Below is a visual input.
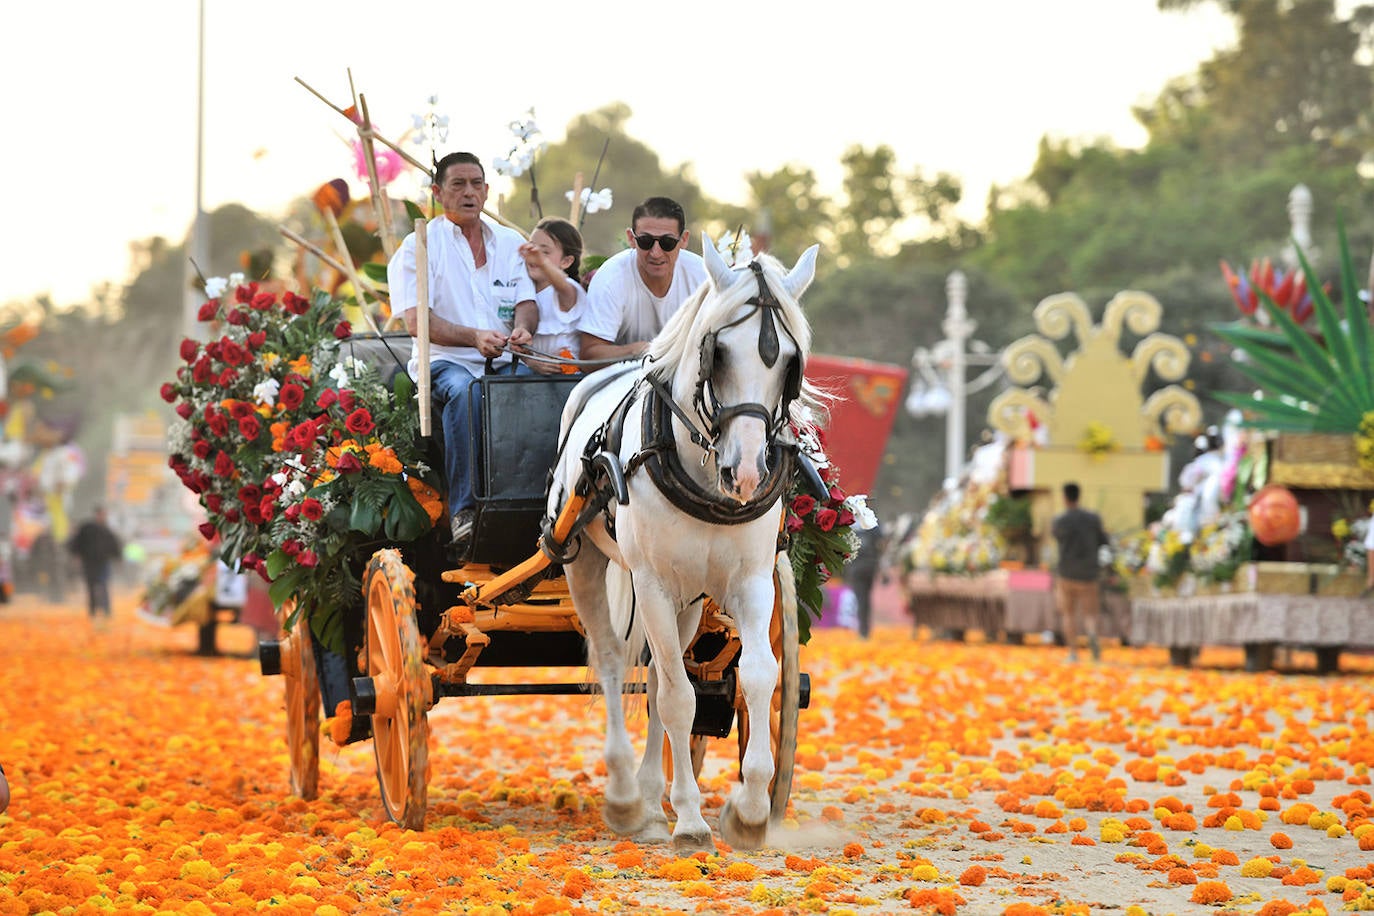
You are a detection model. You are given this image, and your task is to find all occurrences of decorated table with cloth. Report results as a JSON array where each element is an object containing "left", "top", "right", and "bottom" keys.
[
  {"left": 903, "top": 567, "right": 1131, "bottom": 642},
  {"left": 1128, "top": 563, "right": 1374, "bottom": 672}
]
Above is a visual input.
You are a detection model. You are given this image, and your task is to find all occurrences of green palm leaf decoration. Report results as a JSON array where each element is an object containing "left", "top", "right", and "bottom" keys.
[{"left": 1211, "top": 223, "right": 1373, "bottom": 433}]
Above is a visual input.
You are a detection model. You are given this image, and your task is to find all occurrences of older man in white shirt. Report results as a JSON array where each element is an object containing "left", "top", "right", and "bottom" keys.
[{"left": 387, "top": 152, "right": 537, "bottom": 553}]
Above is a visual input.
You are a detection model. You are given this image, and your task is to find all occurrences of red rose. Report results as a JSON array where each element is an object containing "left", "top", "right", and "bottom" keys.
[
  {"left": 337, "top": 390, "right": 356, "bottom": 413},
  {"left": 238, "top": 415, "right": 261, "bottom": 439},
  {"left": 179, "top": 338, "right": 199, "bottom": 362},
  {"left": 228, "top": 401, "right": 255, "bottom": 419},
  {"left": 785, "top": 513, "right": 804, "bottom": 533},
  {"left": 250, "top": 291, "right": 276, "bottom": 310},
  {"left": 837, "top": 508, "right": 855, "bottom": 527},
  {"left": 192, "top": 440, "right": 212, "bottom": 459},
  {"left": 206, "top": 411, "right": 229, "bottom": 437},
  {"left": 175, "top": 402, "right": 194, "bottom": 420},
  {"left": 336, "top": 451, "right": 364, "bottom": 474},
  {"left": 219, "top": 340, "right": 246, "bottom": 366},
  {"left": 283, "top": 504, "right": 301, "bottom": 522},
  {"left": 204, "top": 494, "right": 222, "bottom": 513},
  {"left": 282, "top": 291, "right": 310, "bottom": 315},
  {"left": 790, "top": 494, "right": 816, "bottom": 517},
  {"left": 279, "top": 382, "right": 305, "bottom": 410},
  {"left": 258, "top": 495, "right": 276, "bottom": 522},
  {"left": 247, "top": 330, "right": 267, "bottom": 350},
  {"left": 297, "top": 549, "right": 318, "bottom": 568},
  {"left": 316, "top": 388, "right": 339, "bottom": 410},
  {"left": 300, "top": 498, "right": 323, "bottom": 521},
  {"left": 828, "top": 486, "right": 845, "bottom": 504},
  {"left": 816, "top": 507, "right": 839, "bottom": 532},
  {"left": 282, "top": 539, "right": 302, "bottom": 557},
  {"left": 344, "top": 408, "right": 374, "bottom": 436},
  {"left": 160, "top": 383, "right": 177, "bottom": 403},
  {"left": 224, "top": 508, "right": 240, "bottom": 522},
  {"left": 198, "top": 522, "right": 218, "bottom": 541},
  {"left": 213, "top": 451, "right": 234, "bottom": 477},
  {"left": 234, "top": 284, "right": 255, "bottom": 303},
  {"left": 333, "top": 321, "right": 352, "bottom": 339},
  {"left": 237, "top": 484, "right": 262, "bottom": 507},
  {"left": 217, "top": 368, "right": 238, "bottom": 387},
  {"left": 225, "top": 309, "right": 249, "bottom": 326},
  {"left": 192, "top": 357, "right": 214, "bottom": 383},
  {"left": 197, "top": 300, "right": 219, "bottom": 322}
]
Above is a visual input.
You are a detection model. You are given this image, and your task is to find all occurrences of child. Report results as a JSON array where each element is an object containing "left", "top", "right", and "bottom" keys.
[{"left": 518, "top": 217, "right": 586, "bottom": 375}]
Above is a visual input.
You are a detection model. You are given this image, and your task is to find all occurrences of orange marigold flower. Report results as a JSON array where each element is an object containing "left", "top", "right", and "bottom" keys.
[
  {"left": 1210, "top": 849, "right": 1240, "bottom": 866},
  {"left": 1168, "top": 866, "right": 1198, "bottom": 885},
  {"left": 958, "top": 865, "right": 987, "bottom": 886},
  {"left": 327, "top": 701, "right": 353, "bottom": 747},
  {"left": 842, "top": 843, "right": 863, "bottom": 859},
  {"left": 1190, "top": 880, "right": 1234, "bottom": 904},
  {"left": 1270, "top": 832, "right": 1293, "bottom": 849},
  {"left": 904, "top": 888, "right": 967, "bottom": 915},
  {"left": 1281, "top": 866, "right": 1321, "bottom": 886}
]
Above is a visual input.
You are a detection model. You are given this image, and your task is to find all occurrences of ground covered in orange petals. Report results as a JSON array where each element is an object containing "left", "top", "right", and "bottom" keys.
[{"left": 2, "top": 592, "right": 1373, "bottom": 915}]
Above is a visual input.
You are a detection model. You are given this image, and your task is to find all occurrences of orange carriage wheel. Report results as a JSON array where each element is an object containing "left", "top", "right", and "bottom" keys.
[
  {"left": 735, "top": 553, "right": 800, "bottom": 823},
  {"left": 364, "top": 549, "right": 431, "bottom": 830},
  {"left": 274, "top": 599, "right": 320, "bottom": 800}
]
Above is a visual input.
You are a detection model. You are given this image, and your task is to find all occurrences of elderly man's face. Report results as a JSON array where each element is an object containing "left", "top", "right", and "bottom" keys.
[{"left": 434, "top": 163, "right": 488, "bottom": 227}]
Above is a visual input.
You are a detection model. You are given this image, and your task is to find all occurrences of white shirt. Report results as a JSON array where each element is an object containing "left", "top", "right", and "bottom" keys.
[
  {"left": 581, "top": 248, "right": 707, "bottom": 345},
  {"left": 387, "top": 215, "right": 536, "bottom": 377},
  {"left": 1364, "top": 519, "right": 1374, "bottom": 551},
  {"left": 531, "top": 280, "right": 587, "bottom": 359}
]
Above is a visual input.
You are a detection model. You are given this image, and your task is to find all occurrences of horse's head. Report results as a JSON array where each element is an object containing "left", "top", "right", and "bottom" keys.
[{"left": 689, "top": 237, "right": 819, "bottom": 504}]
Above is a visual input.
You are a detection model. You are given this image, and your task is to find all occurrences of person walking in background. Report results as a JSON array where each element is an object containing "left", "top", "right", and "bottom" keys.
[
  {"left": 68, "top": 505, "right": 122, "bottom": 624},
  {"left": 1051, "top": 482, "right": 1109, "bottom": 662},
  {"left": 846, "top": 522, "right": 886, "bottom": 638}
]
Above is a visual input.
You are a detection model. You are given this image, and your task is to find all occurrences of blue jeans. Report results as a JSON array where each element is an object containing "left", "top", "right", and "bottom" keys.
[{"left": 429, "top": 359, "right": 532, "bottom": 516}]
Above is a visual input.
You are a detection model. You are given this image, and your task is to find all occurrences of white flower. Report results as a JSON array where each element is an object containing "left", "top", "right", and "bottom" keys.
[
  {"left": 228, "top": 272, "right": 245, "bottom": 288},
  {"left": 844, "top": 494, "right": 878, "bottom": 530},
  {"left": 566, "top": 187, "right": 613, "bottom": 214},
  {"left": 509, "top": 110, "right": 540, "bottom": 142},
  {"left": 329, "top": 361, "right": 352, "bottom": 388},
  {"left": 716, "top": 230, "right": 754, "bottom": 269},
  {"left": 205, "top": 276, "right": 228, "bottom": 299},
  {"left": 492, "top": 154, "right": 523, "bottom": 178},
  {"left": 283, "top": 478, "right": 306, "bottom": 500},
  {"left": 252, "top": 378, "right": 281, "bottom": 407}
]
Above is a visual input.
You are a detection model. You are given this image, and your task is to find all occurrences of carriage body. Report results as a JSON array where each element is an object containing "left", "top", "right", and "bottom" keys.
[{"left": 259, "top": 351, "right": 808, "bottom": 832}]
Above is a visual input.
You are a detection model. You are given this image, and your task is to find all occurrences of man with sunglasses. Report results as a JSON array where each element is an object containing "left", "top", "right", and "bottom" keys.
[
  {"left": 580, "top": 196, "right": 707, "bottom": 362},
  {"left": 387, "top": 151, "right": 538, "bottom": 555}
]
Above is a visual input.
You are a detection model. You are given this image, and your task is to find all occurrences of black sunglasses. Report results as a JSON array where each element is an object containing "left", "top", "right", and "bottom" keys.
[{"left": 632, "top": 232, "right": 681, "bottom": 252}]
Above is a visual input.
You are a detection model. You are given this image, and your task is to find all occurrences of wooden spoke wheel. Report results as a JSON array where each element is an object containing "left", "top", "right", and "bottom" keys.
[
  {"left": 364, "top": 549, "right": 431, "bottom": 830},
  {"left": 735, "top": 554, "right": 801, "bottom": 823},
  {"left": 276, "top": 599, "right": 320, "bottom": 800}
]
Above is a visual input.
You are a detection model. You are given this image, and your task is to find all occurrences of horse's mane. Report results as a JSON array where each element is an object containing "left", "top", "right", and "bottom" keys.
[{"left": 645, "top": 254, "right": 827, "bottom": 429}]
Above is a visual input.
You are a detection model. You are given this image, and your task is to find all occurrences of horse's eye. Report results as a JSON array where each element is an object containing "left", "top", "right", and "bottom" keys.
[{"left": 712, "top": 346, "right": 726, "bottom": 371}]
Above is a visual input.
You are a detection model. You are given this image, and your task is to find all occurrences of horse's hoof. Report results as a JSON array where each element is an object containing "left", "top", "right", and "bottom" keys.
[
  {"left": 717, "top": 798, "right": 768, "bottom": 851},
  {"left": 671, "top": 828, "right": 715, "bottom": 855},
  {"left": 636, "top": 816, "right": 671, "bottom": 844},
  {"left": 602, "top": 799, "right": 646, "bottom": 836}
]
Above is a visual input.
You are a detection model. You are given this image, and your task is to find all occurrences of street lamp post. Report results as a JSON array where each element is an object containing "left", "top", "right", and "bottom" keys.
[{"left": 905, "top": 270, "right": 1003, "bottom": 483}]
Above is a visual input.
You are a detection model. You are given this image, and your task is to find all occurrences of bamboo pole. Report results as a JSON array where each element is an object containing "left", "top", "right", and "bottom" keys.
[
  {"left": 294, "top": 75, "right": 528, "bottom": 238},
  {"left": 358, "top": 93, "right": 398, "bottom": 258},
  {"left": 277, "top": 225, "right": 387, "bottom": 314},
  {"left": 320, "top": 208, "right": 382, "bottom": 334},
  {"left": 568, "top": 171, "right": 584, "bottom": 225},
  {"left": 415, "top": 218, "right": 432, "bottom": 438}
]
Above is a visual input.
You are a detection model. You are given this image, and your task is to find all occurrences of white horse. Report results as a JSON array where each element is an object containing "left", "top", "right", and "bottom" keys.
[{"left": 546, "top": 238, "right": 820, "bottom": 852}]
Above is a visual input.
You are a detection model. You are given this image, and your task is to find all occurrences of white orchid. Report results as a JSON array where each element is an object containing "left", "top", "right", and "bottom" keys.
[
  {"left": 328, "top": 361, "right": 352, "bottom": 388},
  {"left": 509, "top": 110, "right": 541, "bottom": 143},
  {"left": 844, "top": 494, "right": 879, "bottom": 530},
  {"left": 204, "top": 271, "right": 244, "bottom": 300},
  {"left": 716, "top": 229, "right": 754, "bottom": 269},
  {"left": 252, "top": 378, "right": 281, "bottom": 407},
  {"left": 566, "top": 187, "right": 614, "bottom": 214}
]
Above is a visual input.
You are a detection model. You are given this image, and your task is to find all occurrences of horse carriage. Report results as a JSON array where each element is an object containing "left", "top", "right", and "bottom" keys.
[{"left": 256, "top": 241, "right": 824, "bottom": 851}]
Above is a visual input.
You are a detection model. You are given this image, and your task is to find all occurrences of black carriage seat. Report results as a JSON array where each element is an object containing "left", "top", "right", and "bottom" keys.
[
  {"left": 471, "top": 374, "right": 579, "bottom": 566},
  {"left": 341, "top": 331, "right": 413, "bottom": 387}
]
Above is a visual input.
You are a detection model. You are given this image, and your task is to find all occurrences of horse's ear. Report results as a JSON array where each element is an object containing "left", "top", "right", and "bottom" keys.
[
  {"left": 781, "top": 244, "right": 820, "bottom": 300},
  {"left": 701, "top": 233, "right": 735, "bottom": 291}
]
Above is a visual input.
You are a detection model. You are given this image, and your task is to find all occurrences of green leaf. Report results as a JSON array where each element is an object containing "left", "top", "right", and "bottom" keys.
[
  {"left": 349, "top": 497, "right": 382, "bottom": 534},
  {"left": 361, "top": 262, "right": 389, "bottom": 284},
  {"left": 268, "top": 567, "right": 307, "bottom": 609},
  {"left": 1336, "top": 219, "right": 1372, "bottom": 392},
  {"left": 383, "top": 481, "right": 431, "bottom": 541},
  {"left": 404, "top": 199, "right": 427, "bottom": 223},
  {"left": 265, "top": 548, "right": 292, "bottom": 579},
  {"left": 1212, "top": 324, "right": 1340, "bottom": 408}
]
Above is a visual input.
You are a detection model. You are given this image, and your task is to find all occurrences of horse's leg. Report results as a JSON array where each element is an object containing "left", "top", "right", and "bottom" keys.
[
  {"left": 638, "top": 583, "right": 712, "bottom": 853},
  {"left": 567, "top": 553, "right": 645, "bottom": 837},
  {"left": 718, "top": 573, "right": 778, "bottom": 850},
  {"left": 632, "top": 660, "right": 671, "bottom": 843}
]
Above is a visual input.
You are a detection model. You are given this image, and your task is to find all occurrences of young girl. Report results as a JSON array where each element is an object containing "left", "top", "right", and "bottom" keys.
[{"left": 518, "top": 217, "right": 586, "bottom": 375}]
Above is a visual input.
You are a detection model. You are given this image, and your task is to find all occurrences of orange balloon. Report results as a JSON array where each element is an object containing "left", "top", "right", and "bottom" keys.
[{"left": 1248, "top": 485, "right": 1301, "bottom": 546}]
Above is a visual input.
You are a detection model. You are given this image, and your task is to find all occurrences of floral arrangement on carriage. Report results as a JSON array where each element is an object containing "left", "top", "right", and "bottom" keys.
[
  {"left": 784, "top": 421, "right": 876, "bottom": 643},
  {"left": 161, "top": 275, "right": 445, "bottom": 654},
  {"left": 900, "top": 480, "right": 1006, "bottom": 577}
]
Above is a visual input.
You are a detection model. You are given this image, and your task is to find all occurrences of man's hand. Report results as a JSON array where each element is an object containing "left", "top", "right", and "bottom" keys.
[
  {"left": 473, "top": 329, "right": 508, "bottom": 358},
  {"left": 508, "top": 326, "right": 533, "bottom": 348}
]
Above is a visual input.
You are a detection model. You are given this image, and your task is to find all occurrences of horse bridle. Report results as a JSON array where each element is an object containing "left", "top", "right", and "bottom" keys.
[{"left": 692, "top": 261, "right": 803, "bottom": 442}]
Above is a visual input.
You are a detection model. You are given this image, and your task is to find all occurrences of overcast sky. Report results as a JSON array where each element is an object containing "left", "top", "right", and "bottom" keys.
[{"left": 6, "top": 0, "right": 1237, "bottom": 306}]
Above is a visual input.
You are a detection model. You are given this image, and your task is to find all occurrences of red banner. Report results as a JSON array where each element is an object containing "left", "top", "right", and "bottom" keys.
[{"left": 804, "top": 354, "right": 908, "bottom": 495}]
